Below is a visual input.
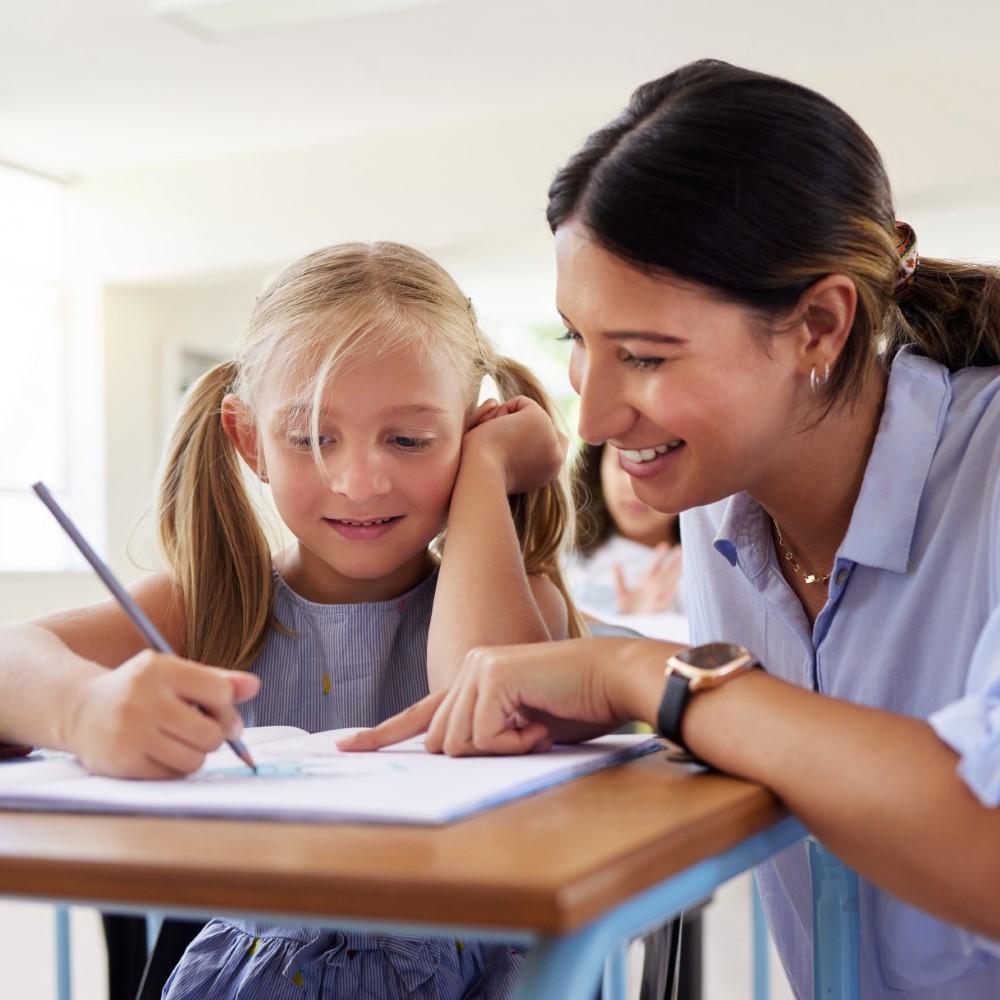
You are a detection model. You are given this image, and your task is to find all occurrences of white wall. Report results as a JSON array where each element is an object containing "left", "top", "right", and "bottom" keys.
[
  {"left": 63, "top": 104, "right": 610, "bottom": 286},
  {"left": 0, "top": 278, "right": 264, "bottom": 621},
  {"left": 2, "top": 99, "right": 1000, "bottom": 622},
  {"left": 0, "top": 105, "right": 600, "bottom": 618}
]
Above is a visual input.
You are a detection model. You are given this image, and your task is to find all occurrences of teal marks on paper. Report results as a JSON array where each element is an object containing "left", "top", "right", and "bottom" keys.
[{"left": 194, "top": 754, "right": 411, "bottom": 782}]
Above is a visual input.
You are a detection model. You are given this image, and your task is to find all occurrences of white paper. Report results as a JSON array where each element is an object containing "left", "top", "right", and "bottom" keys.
[
  {"left": 0, "top": 729, "right": 660, "bottom": 826},
  {"left": 581, "top": 605, "right": 690, "bottom": 643}
]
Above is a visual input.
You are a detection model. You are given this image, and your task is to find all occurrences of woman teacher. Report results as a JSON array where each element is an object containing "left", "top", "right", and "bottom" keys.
[{"left": 341, "top": 59, "right": 1000, "bottom": 998}]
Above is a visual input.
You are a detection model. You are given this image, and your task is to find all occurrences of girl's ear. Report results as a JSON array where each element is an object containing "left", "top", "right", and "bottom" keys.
[
  {"left": 220, "top": 393, "right": 261, "bottom": 472},
  {"left": 795, "top": 274, "right": 857, "bottom": 374}
]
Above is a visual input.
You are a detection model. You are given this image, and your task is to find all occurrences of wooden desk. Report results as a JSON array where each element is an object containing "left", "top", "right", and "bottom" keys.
[{"left": 0, "top": 751, "right": 807, "bottom": 999}]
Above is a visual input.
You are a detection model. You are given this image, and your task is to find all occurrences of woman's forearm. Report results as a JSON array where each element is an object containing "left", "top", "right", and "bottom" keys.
[{"left": 682, "top": 670, "right": 1000, "bottom": 938}]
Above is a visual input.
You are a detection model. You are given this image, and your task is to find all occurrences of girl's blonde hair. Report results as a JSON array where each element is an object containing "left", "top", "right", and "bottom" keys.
[{"left": 156, "top": 241, "right": 584, "bottom": 669}]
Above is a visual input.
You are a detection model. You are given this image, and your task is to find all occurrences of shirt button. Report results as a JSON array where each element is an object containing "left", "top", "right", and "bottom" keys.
[{"left": 835, "top": 568, "right": 848, "bottom": 587}]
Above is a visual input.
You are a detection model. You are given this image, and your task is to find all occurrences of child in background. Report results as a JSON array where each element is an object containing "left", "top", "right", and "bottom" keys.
[
  {"left": 568, "top": 442, "right": 684, "bottom": 637},
  {"left": 0, "top": 241, "right": 583, "bottom": 999}
]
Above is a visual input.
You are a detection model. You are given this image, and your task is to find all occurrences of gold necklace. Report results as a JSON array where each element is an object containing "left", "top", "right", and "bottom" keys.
[{"left": 773, "top": 520, "right": 831, "bottom": 586}]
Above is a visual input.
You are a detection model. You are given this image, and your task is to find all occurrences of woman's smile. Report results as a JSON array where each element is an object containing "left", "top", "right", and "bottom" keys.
[
  {"left": 615, "top": 441, "right": 685, "bottom": 481},
  {"left": 617, "top": 441, "right": 683, "bottom": 463}
]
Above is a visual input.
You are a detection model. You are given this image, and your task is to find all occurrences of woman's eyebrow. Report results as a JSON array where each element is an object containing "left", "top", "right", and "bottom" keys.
[
  {"left": 558, "top": 310, "right": 688, "bottom": 346},
  {"left": 603, "top": 331, "right": 688, "bottom": 346}
]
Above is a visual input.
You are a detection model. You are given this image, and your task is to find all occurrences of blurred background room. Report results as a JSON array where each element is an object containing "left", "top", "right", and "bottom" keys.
[{"left": 1, "top": 0, "right": 999, "bottom": 996}]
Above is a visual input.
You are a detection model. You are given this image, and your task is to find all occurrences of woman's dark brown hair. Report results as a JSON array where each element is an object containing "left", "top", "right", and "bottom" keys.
[{"left": 548, "top": 59, "right": 1000, "bottom": 404}]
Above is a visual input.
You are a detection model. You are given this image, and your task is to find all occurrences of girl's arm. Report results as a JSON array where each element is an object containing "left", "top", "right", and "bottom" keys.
[
  {"left": 0, "top": 571, "right": 258, "bottom": 778},
  {"left": 426, "top": 397, "right": 569, "bottom": 691}
]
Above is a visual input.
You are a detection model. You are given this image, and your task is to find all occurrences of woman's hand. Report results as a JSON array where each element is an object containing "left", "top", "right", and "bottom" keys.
[
  {"left": 339, "top": 636, "right": 673, "bottom": 756},
  {"left": 65, "top": 651, "right": 260, "bottom": 779},
  {"left": 463, "top": 396, "right": 567, "bottom": 495},
  {"left": 614, "top": 544, "right": 683, "bottom": 614}
]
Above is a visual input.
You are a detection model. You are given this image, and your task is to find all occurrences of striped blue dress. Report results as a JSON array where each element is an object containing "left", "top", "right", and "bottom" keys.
[{"left": 162, "top": 569, "right": 525, "bottom": 1000}]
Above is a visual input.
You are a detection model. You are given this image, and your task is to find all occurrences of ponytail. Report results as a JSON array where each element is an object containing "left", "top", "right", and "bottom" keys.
[
  {"left": 885, "top": 257, "right": 1000, "bottom": 370},
  {"left": 156, "top": 360, "right": 275, "bottom": 669},
  {"left": 490, "top": 355, "right": 587, "bottom": 639}
]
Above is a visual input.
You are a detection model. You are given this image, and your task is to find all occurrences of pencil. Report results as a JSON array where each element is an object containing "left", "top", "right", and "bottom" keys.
[{"left": 32, "top": 481, "right": 257, "bottom": 774}]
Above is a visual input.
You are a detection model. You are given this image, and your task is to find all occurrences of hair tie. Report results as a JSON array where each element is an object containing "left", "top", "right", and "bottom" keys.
[{"left": 894, "top": 221, "right": 919, "bottom": 294}]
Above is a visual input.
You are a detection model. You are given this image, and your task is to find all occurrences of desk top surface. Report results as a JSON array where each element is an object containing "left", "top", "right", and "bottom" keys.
[{"left": 0, "top": 751, "right": 784, "bottom": 933}]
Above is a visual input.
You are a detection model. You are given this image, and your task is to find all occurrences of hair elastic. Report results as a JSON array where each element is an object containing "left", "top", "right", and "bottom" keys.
[{"left": 894, "top": 221, "right": 919, "bottom": 293}]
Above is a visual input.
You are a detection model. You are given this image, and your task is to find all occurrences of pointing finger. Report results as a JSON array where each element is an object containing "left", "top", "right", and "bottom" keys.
[{"left": 336, "top": 690, "right": 446, "bottom": 751}]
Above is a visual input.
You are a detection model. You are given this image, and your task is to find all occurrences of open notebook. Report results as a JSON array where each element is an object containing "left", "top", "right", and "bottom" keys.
[{"left": 0, "top": 727, "right": 660, "bottom": 826}]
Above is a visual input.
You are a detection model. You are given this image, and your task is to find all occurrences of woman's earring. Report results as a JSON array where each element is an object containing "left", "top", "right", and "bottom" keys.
[
  {"left": 809, "top": 362, "right": 831, "bottom": 394},
  {"left": 259, "top": 467, "right": 268, "bottom": 483}
]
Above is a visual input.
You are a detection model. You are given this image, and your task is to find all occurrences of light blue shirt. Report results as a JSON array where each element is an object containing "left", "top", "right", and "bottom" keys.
[{"left": 682, "top": 348, "right": 1000, "bottom": 999}]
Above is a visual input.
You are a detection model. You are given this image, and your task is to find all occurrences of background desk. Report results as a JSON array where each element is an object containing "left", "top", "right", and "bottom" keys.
[{"left": 0, "top": 751, "right": 805, "bottom": 1000}]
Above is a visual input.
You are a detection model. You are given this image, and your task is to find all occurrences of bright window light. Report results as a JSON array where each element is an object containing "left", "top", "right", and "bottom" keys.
[{"left": 0, "top": 163, "right": 84, "bottom": 571}]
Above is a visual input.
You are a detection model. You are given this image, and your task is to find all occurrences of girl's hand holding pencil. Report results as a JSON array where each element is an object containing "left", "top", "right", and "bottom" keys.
[
  {"left": 66, "top": 650, "right": 259, "bottom": 779},
  {"left": 31, "top": 481, "right": 260, "bottom": 779}
]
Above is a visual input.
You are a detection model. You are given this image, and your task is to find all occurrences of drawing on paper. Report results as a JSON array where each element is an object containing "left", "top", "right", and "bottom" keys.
[{"left": 193, "top": 748, "right": 411, "bottom": 782}]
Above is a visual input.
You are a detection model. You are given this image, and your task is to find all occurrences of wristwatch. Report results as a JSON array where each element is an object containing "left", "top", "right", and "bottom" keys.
[{"left": 657, "top": 642, "right": 760, "bottom": 763}]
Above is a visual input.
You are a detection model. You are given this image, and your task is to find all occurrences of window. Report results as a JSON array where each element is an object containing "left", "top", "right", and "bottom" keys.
[{"left": 0, "top": 162, "right": 92, "bottom": 570}]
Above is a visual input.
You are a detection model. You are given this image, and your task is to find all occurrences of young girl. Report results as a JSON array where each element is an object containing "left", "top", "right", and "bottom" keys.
[
  {"left": 569, "top": 441, "right": 683, "bottom": 619},
  {"left": 0, "top": 241, "right": 584, "bottom": 998}
]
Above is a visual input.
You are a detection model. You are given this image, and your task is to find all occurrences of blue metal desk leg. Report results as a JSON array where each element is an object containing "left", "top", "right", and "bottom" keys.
[
  {"left": 602, "top": 939, "right": 630, "bottom": 1000},
  {"left": 55, "top": 905, "right": 72, "bottom": 1000},
  {"left": 146, "top": 912, "right": 163, "bottom": 953},
  {"left": 807, "top": 839, "right": 859, "bottom": 1000},
  {"left": 515, "top": 816, "right": 807, "bottom": 1000},
  {"left": 752, "top": 877, "right": 770, "bottom": 1000}
]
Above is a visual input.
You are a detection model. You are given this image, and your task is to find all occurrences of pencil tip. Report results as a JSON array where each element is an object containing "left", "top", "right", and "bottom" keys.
[{"left": 230, "top": 739, "right": 257, "bottom": 773}]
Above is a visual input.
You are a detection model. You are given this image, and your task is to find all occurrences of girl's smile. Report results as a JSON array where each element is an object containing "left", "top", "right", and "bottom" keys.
[{"left": 324, "top": 515, "right": 403, "bottom": 541}]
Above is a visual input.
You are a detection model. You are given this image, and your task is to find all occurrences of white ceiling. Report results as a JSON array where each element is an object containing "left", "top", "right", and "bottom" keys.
[{"left": 3, "top": 0, "right": 1000, "bottom": 206}]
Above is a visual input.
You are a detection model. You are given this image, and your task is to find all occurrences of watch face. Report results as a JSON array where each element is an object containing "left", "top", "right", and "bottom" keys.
[{"left": 677, "top": 642, "right": 749, "bottom": 670}]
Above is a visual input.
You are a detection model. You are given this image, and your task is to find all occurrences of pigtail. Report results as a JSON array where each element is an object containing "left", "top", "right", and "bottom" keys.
[
  {"left": 490, "top": 355, "right": 587, "bottom": 639},
  {"left": 156, "top": 360, "right": 275, "bottom": 669}
]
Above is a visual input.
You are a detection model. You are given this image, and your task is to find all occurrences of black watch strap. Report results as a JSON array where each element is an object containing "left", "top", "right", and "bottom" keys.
[
  {"left": 656, "top": 672, "right": 709, "bottom": 765},
  {"left": 656, "top": 671, "right": 692, "bottom": 749}
]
